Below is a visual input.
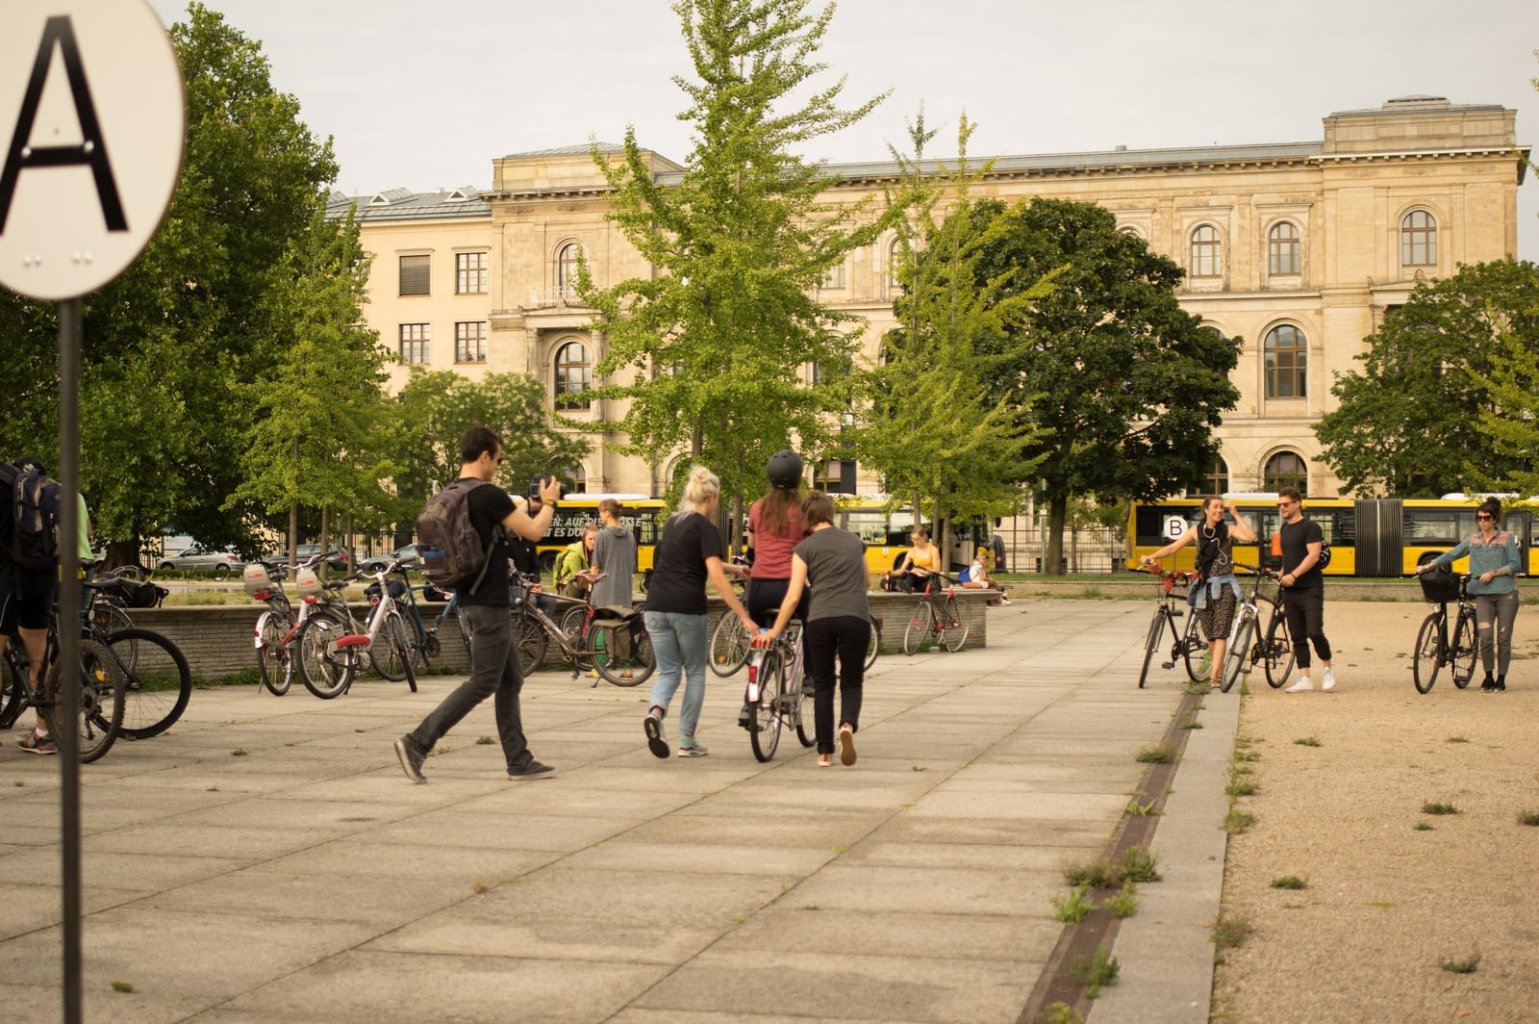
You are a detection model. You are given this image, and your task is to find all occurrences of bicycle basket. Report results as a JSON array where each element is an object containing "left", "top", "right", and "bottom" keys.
[
  {"left": 295, "top": 566, "right": 323, "bottom": 598},
  {"left": 243, "top": 563, "right": 275, "bottom": 597},
  {"left": 1418, "top": 569, "right": 1460, "bottom": 604}
]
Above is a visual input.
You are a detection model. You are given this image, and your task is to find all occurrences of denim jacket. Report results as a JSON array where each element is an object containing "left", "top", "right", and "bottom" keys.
[
  {"left": 1193, "top": 573, "right": 1243, "bottom": 610},
  {"left": 1433, "top": 530, "right": 1520, "bottom": 596}
]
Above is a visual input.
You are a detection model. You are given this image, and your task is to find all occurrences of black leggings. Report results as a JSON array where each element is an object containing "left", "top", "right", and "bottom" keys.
[
  {"left": 1282, "top": 587, "right": 1332, "bottom": 670},
  {"left": 748, "top": 578, "right": 807, "bottom": 627},
  {"left": 805, "top": 615, "right": 867, "bottom": 755}
]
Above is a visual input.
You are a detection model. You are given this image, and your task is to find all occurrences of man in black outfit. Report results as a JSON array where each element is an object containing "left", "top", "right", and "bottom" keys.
[
  {"left": 1276, "top": 486, "right": 1337, "bottom": 693},
  {"left": 0, "top": 457, "right": 61, "bottom": 754},
  {"left": 395, "top": 426, "right": 562, "bottom": 781}
]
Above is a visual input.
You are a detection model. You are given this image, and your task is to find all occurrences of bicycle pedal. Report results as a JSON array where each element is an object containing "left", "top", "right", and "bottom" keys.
[{"left": 1160, "top": 661, "right": 1175, "bottom": 670}]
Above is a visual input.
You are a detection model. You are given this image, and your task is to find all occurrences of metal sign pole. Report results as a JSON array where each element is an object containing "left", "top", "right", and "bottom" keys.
[{"left": 57, "top": 296, "right": 83, "bottom": 1024}]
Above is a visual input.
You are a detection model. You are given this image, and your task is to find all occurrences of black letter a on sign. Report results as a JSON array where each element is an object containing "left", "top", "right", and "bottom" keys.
[{"left": 0, "top": 16, "right": 127, "bottom": 235}]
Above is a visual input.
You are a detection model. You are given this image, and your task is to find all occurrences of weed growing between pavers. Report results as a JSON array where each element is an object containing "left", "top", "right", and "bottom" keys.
[
  {"left": 1447, "top": 735, "right": 1470, "bottom": 744},
  {"left": 230, "top": 749, "right": 248, "bottom": 757},
  {"left": 1121, "top": 845, "right": 1161, "bottom": 882},
  {"left": 476, "top": 736, "right": 494, "bottom": 745},
  {"left": 1212, "top": 914, "right": 1252, "bottom": 954},
  {"left": 1104, "top": 880, "right": 1139, "bottom": 918},
  {"left": 111, "top": 981, "right": 134, "bottom": 994},
  {"left": 1136, "top": 743, "right": 1175, "bottom": 764},
  {"left": 1126, "top": 799, "right": 1159, "bottom": 816},
  {"left": 1422, "top": 801, "right": 1459, "bottom": 816},
  {"left": 1517, "top": 810, "right": 1539, "bottom": 826},
  {"left": 1044, "top": 1002, "right": 1084, "bottom": 1024},
  {"left": 1226, "top": 779, "right": 1257, "bottom": 797},
  {"left": 1052, "top": 885, "right": 1094, "bottom": 923},
  {"left": 1414, "top": 821, "right": 1435, "bottom": 831},
  {"left": 1070, "top": 943, "right": 1120, "bottom": 998},
  {"left": 1294, "top": 736, "right": 1322, "bottom": 747},
  {"left": 1224, "top": 810, "right": 1257, "bottom": 834},
  {"left": 1441, "top": 954, "right": 1481, "bottom": 974},
  {"left": 1270, "top": 875, "right": 1307, "bottom": 890},
  {"left": 1063, "top": 858, "right": 1115, "bottom": 889}
]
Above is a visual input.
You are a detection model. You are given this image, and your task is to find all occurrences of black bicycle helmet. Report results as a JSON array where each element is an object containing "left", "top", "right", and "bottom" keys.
[{"left": 765, "top": 450, "right": 803, "bottom": 490}]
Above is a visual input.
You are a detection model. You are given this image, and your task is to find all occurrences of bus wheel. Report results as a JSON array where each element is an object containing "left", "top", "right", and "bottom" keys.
[{"left": 639, "top": 569, "right": 652, "bottom": 594}]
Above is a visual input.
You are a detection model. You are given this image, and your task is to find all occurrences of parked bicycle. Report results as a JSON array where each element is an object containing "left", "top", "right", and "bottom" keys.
[
  {"left": 902, "top": 573, "right": 969, "bottom": 655},
  {"left": 511, "top": 581, "right": 655, "bottom": 686},
  {"left": 1218, "top": 564, "right": 1294, "bottom": 692},
  {"left": 1412, "top": 570, "right": 1477, "bottom": 693},
  {"left": 1129, "top": 562, "right": 1208, "bottom": 688},
  {"left": 294, "top": 560, "right": 422, "bottom": 699},
  {"left": 244, "top": 550, "right": 337, "bottom": 697}
]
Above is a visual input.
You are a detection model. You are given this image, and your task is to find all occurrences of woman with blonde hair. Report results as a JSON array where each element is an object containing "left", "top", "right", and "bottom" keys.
[{"left": 642, "top": 466, "right": 756, "bottom": 758}]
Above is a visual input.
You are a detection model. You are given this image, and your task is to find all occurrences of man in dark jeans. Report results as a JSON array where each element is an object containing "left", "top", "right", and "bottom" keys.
[
  {"left": 395, "top": 426, "right": 563, "bottom": 781},
  {"left": 1276, "top": 486, "right": 1337, "bottom": 693}
]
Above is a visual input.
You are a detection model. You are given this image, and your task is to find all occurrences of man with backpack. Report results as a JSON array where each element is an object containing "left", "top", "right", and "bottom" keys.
[
  {"left": 395, "top": 426, "right": 562, "bottom": 782},
  {"left": 0, "top": 458, "right": 63, "bottom": 753}
]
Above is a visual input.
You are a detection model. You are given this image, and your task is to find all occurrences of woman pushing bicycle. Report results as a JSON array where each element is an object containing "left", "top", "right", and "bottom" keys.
[
  {"left": 737, "top": 451, "right": 810, "bottom": 727},
  {"left": 1139, "top": 496, "right": 1255, "bottom": 690},
  {"left": 1415, "top": 496, "right": 1520, "bottom": 692}
]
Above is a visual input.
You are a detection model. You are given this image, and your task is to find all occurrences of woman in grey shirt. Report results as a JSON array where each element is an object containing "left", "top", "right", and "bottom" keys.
[
  {"left": 1417, "top": 496, "right": 1521, "bottom": 691},
  {"left": 758, "top": 491, "right": 871, "bottom": 767}
]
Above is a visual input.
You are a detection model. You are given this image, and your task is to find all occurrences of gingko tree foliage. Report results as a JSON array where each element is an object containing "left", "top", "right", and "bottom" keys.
[{"left": 582, "top": 0, "right": 904, "bottom": 508}]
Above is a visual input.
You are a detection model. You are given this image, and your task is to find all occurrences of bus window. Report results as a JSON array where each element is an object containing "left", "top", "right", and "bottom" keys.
[
  {"left": 842, "top": 511, "right": 891, "bottom": 545},
  {"left": 1404, "top": 510, "right": 1467, "bottom": 546}
]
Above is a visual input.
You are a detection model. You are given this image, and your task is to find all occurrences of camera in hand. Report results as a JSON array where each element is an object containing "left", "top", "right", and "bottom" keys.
[{"left": 529, "top": 474, "right": 568, "bottom": 501}]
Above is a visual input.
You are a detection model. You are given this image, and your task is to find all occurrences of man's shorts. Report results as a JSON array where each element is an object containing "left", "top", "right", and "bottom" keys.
[{"left": 0, "top": 565, "right": 57, "bottom": 633}]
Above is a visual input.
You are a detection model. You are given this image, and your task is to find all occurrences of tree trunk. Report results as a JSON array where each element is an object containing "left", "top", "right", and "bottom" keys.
[
  {"left": 1046, "top": 492, "right": 1068, "bottom": 576},
  {"left": 319, "top": 506, "right": 330, "bottom": 577},
  {"left": 287, "top": 502, "right": 299, "bottom": 567},
  {"left": 106, "top": 539, "right": 141, "bottom": 572}
]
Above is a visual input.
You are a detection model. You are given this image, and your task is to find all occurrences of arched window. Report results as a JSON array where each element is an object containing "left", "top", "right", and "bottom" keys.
[
  {"left": 554, "top": 340, "right": 591, "bottom": 409},
  {"left": 1264, "top": 325, "right": 1307, "bottom": 399},
  {"left": 887, "top": 238, "right": 903, "bottom": 291},
  {"left": 1263, "top": 451, "right": 1308, "bottom": 494},
  {"left": 564, "top": 464, "right": 587, "bottom": 494},
  {"left": 1268, "top": 222, "right": 1300, "bottom": 275},
  {"left": 556, "top": 241, "right": 584, "bottom": 297},
  {"left": 1401, "top": 210, "right": 1437, "bottom": 267},
  {"left": 1190, "top": 225, "right": 1222, "bottom": 278},
  {"left": 1188, "top": 458, "right": 1229, "bottom": 497}
]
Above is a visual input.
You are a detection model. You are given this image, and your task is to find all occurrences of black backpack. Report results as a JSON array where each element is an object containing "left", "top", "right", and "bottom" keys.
[
  {"left": 0, "top": 461, "right": 63, "bottom": 571},
  {"left": 415, "top": 479, "right": 499, "bottom": 594}
]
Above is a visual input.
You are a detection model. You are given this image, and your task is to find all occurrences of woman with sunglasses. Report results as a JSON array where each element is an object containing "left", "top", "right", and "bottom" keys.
[{"left": 1416, "top": 497, "right": 1520, "bottom": 692}]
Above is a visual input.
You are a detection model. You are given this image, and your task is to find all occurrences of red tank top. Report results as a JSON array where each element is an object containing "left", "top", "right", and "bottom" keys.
[{"left": 749, "top": 498, "right": 805, "bottom": 579}]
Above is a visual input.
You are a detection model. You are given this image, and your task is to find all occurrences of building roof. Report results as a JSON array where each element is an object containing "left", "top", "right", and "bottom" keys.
[
  {"left": 326, "top": 186, "right": 489, "bottom": 222},
  {"left": 502, "top": 142, "right": 626, "bottom": 157}
]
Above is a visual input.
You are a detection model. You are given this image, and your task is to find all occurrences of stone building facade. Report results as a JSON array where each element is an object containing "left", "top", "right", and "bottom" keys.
[{"left": 332, "top": 96, "right": 1528, "bottom": 499}]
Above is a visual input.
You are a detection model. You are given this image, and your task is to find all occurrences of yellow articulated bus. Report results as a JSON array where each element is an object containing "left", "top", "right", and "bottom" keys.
[
  {"left": 832, "top": 497, "right": 996, "bottom": 577},
  {"left": 530, "top": 494, "right": 668, "bottom": 585},
  {"left": 1129, "top": 494, "right": 1537, "bottom": 578}
]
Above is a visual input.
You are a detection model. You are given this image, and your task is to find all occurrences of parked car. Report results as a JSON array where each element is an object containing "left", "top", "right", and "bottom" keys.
[
  {"left": 259, "top": 543, "right": 352, "bottom": 573},
  {"left": 360, "top": 544, "right": 421, "bottom": 573},
  {"left": 157, "top": 544, "right": 245, "bottom": 575}
]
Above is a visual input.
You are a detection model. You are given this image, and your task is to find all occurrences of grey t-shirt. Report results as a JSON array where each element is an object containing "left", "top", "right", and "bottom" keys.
[
  {"left": 794, "top": 526, "right": 870, "bottom": 622},
  {"left": 590, "top": 524, "right": 636, "bottom": 608}
]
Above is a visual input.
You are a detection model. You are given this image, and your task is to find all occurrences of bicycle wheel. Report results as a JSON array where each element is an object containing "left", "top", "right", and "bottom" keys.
[
  {"left": 92, "top": 600, "right": 134, "bottom": 638},
  {"left": 902, "top": 606, "right": 934, "bottom": 655},
  {"left": 710, "top": 612, "right": 751, "bottom": 677},
  {"left": 1137, "top": 611, "right": 1164, "bottom": 689},
  {"left": 1450, "top": 610, "right": 1477, "bottom": 688},
  {"left": 1262, "top": 612, "right": 1296, "bottom": 689},
  {"left": 105, "top": 628, "right": 191, "bottom": 740},
  {"left": 940, "top": 597, "right": 969, "bottom": 652},
  {"left": 558, "top": 605, "right": 590, "bottom": 669},
  {"left": 0, "top": 653, "right": 29, "bottom": 729},
  {"left": 1181, "top": 612, "right": 1208, "bottom": 684},
  {"left": 864, "top": 616, "right": 882, "bottom": 671},
  {"left": 749, "top": 648, "right": 784, "bottom": 762},
  {"left": 1412, "top": 613, "right": 1442, "bottom": 694},
  {"left": 595, "top": 621, "right": 654, "bottom": 686},
  {"left": 298, "top": 610, "right": 359, "bottom": 699},
  {"left": 795, "top": 668, "right": 816, "bottom": 747},
  {"left": 46, "top": 638, "right": 125, "bottom": 763},
  {"left": 370, "top": 613, "right": 409, "bottom": 682},
  {"left": 519, "top": 614, "right": 550, "bottom": 675},
  {"left": 1221, "top": 611, "right": 1254, "bottom": 693},
  {"left": 257, "top": 613, "right": 295, "bottom": 696}
]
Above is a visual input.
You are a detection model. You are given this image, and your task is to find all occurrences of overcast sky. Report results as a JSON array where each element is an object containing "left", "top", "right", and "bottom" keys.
[{"left": 148, "top": 0, "right": 1539, "bottom": 259}]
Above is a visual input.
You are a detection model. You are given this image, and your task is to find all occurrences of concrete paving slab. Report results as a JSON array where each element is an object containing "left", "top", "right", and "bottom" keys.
[
  {"left": 560, "top": 839, "right": 834, "bottom": 876},
  {"left": 252, "top": 838, "right": 563, "bottom": 882},
  {"left": 714, "top": 904, "right": 1063, "bottom": 963},
  {"left": 364, "top": 809, "right": 646, "bottom": 851}
]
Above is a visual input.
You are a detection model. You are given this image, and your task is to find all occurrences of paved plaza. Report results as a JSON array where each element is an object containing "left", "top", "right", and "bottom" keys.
[{"left": 0, "top": 600, "right": 1230, "bottom": 1024}]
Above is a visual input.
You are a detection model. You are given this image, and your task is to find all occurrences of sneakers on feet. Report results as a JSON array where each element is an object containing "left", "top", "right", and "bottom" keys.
[
  {"left": 838, "top": 725, "right": 857, "bottom": 766},
  {"left": 394, "top": 736, "right": 427, "bottom": 783},
  {"left": 508, "top": 760, "right": 556, "bottom": 780},
  {"left": 18, "top": 731, "right": 57, "bottom": 755},
  {"left": 816, "top": 753, "right": 833, "bottom": 767},
  {"left": 1321, "top": 668, "right": 1336, "bottom": 693},
  {"left": 676, "top": 736, "right": 708, "bottom": 758},
  {"left": 644, "top": 710, "right": 669, "bottom": 759},
  {"left": 1284, "top": 678, "right": 1314, "bottom": 694}
]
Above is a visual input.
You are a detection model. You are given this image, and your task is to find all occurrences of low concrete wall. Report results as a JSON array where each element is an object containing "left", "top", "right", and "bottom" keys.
[{"left": 121, "top": 590, "right": 999, "bottom": 681}]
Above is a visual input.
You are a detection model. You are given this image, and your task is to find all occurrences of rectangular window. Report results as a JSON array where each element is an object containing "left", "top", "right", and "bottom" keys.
[
  {"left": 399, "top": 255, "right": 430, "bottom": 296},
  {"left": 456, "top": 251, "right": 487, "bottom": 294},
  {"left": 822, "top": 261, "right": 846, "bottom": 289},
  {"left": 399, "top": 323, "right": 430, "bottom": 364},
  {"left": 455, "top": 321, "right": 486, "bottom": 363}
]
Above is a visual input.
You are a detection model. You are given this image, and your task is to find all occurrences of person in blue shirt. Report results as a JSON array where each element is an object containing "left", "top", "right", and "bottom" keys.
[{"left": 1416, "top": 497, "right": 1521, "bottom": 692}]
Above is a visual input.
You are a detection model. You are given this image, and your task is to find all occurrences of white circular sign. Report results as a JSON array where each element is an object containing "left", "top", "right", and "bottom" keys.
[
  {"left": 0, "top": 0, "right": 183, "bottom": 301},
  {"left": 1163, "top": 515, "right": 1187, "bottom": 540}
]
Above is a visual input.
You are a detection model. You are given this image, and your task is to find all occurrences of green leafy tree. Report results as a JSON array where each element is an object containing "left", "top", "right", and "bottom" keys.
[
  {"left": 225, "top": 210, "right": 393, "bottom": 562},
  {"left": 855, "top": 111, "right": 1049, "bottom": 555},
  {"left": 1315, "top": 259, "right": 1539, "bottom": 496},
  {"left": 0, "top": 2, "right": 339, "bottom": 565},
  {"left": 583, "top": 0, "right": 903, "bottom": 511},
  {"left": 974, "top": 198, "right": 1242, "bottom": 574},
  {"left": 390, "top": 370, "right": 592, "bottom": 538}
]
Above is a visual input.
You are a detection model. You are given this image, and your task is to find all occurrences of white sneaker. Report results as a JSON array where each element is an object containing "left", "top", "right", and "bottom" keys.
[
  {"left": 1321, "top": 668, "right": 1336, "bottom": 692},
  {"left": 1284, "top": 677, "right": 1313, "bottom": 694}
]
